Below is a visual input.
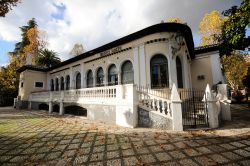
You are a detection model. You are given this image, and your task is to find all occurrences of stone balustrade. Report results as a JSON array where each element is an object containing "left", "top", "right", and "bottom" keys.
[
  {"left": 137, "top": 86, "right": 172, "bottom": 118},
  {"left": 30, "top": 85, "right": 118, "bottom": 103}
]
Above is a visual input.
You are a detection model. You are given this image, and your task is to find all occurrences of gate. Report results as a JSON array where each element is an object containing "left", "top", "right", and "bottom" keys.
[{"left": 180, "top": 89, "right": 209, "bottom": 129}]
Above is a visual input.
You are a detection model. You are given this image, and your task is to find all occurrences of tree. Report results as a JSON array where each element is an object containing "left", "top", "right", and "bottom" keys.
[
  {"left": 166, "top": 18, "right": 183, "bottom": 23},
  {"left": 23, "top": 28, "right": 48, "bottom": 64},
  {"left": 218, "top": 0, "right": 250, "bottom": 55},
  {"left": 37, "top": 49, "right": 61, "bottom": 68},
  {"left": 69, "top": 43, "right": 85, "bottom": 57},
  {"left": 221, "top": 53, "right": 248, "bottom": 91},
  {"left": 199, "top": 10, "right": 224, "bottom": 46},
  {"left": 13, "top": 18, "right": 38, "bottom": 66},
  {"left": 0, "top": 0, "right": 20, "bottom": 17}
]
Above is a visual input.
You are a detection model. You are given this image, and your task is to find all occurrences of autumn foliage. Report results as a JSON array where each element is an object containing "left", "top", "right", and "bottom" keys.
[{"left": 199, "top": 10, "right": 224, "bottom": 46}]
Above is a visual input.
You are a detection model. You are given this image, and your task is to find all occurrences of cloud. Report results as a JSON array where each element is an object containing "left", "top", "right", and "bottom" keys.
[{"left": 0, "top": 0, "right": 242, "bottom": 62}]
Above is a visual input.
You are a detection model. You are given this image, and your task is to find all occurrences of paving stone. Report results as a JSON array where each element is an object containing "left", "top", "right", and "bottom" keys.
[
  {"left": 208, "top": 154, "right": 229, "bottom": 164},
  {"left": 222, "top": 151, "right": 243, "bottom": 162},
  {"left": 136, "top": 147, "right": 150, "bottom": 154},
  {"left": 184, "top": 140, "right": 200, "bottom": 147},
  {"left": 63, "top": 149, "right": 76, "bottom": 157},
  {"left": 122, "top": 149, "right": 135, "bottom": 156},
  {"left": 230, "top": 141, "right": 246, "bottom": 148},
  {"left": 234, "top": 149, "right": 250, "bottom": 157},
  {"left": 169, "top": 151, "right": 186, "bottom": 159},
  {"left": 10, "top": 155, "right": 29, "bottom": 162},
  {"left": 219, "top": 143, "right": 237, "bottom": 150},
  {"left": 107, "top": 144, "right": 119, "bottom": 151},
  {"left": 149, "top": 145, "right": 164, "bottom": 153},
  {"left": 45, "top": 151, "right": 61, "bottom": 160},
  {"left": 123, "top": 156, "right": 138, "bottom": 166},
  {"left": 240, "top": 140, "right": 250, "bottom": 146},
  {"left": 0, "top": 155, "right": 12, "bottom": 162},
  {"left": 162, "top": 144, "right": 175, "bottom": 151},
  {"left": 120, "top": 143, "right": 132, "bottom": 150},
  {"left": 90, "top": 152, "right": 104, "bottom": 161},
  {"left": 183, "top": 148, "right": 201, "bottom": 156},
  {"left": 73, "top": 155, "right": 88, "bottom": 164},
  {"left": 54, "top": 144, "right": 67, "bottom": 151},
  {"left": 88, "top": 161, "right": 103, "bottom": 166},
  {"left": 207, "top": 145, "right": 226, "bottom": 152},
  {"left": 145, "top": 140, "right": 157, "bottom": 146},
  {"left": 138, "top": 154, "right": 156, "bottom": 163},
  {"left": 160, "top": 161, "right": 179, "bottom": 166},
  {"left": 107, "top": 159, "right": 122, "bottom": 166},
  {"left": 155, "top": 152, "right": 172, "bottom": 161},
  {"left": 179, "top": 158, "right": 199, "bottom": 166},
  {"left": 81, "top": 142, "right": 92, "bottom": 148},
  {"left": 194, "top": 156, "right": 218, "bottom": 165},
  {"left": 196, "top": 146, "right": 212, "bottom": 154},
  {"left": 174, "top": 142, "right": 188, "bottom": 149},
  {"left": 106, "top": 150, "right": 120, "bottom": 159},
  {"left": 240, "top": 159, "right": 250, "bottom": 166},
  {"left": 93, "top": 145, "right": 105, "bottom": 153},
  {"left": 30, "top": 153, "right": 46, "bottom": 161}
]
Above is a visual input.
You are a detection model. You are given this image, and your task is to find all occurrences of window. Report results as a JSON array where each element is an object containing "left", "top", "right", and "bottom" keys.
[
  {"left": 21, "top": 82, "right": 24, "bottom": 88},
  {"left": 108, "top": 64, "right": 118, "bottom": 85},
  {"left": 86, "top": 70, "right": 93, "bottom": 88},
  {"left": 176, "top": 56, "right": 183, "bottom": 88},
  {"left": 60, "top": 77, "right": 64, "bottom": 90},
  {"left": 50, "top": 79, "right": 54, "bottom": 91},
  {"left": 55, "top": 78, "right": 59, "bottom": 91},
  {"left": 121, "top": 60, "right": 134, "bottom": 84},
  {"left": 150, "top": 54, "right": 169, "bottom": 88},
  {"left": 35, "top": 82, "right": 44, "bottom": 88},
  {"left": 66, "top": 75, "right": 70, "bottom": 90},
  {"left": 76, "top": 72, "right": 81, "bottom": 89},
  {"left": 96, "top": 67, "right": 104, "bottom": 86}
]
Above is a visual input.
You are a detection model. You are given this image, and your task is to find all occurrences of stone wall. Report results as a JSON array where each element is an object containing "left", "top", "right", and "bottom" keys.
[{"left": 138, "top": 107, "right": 172, "bottom": 130}]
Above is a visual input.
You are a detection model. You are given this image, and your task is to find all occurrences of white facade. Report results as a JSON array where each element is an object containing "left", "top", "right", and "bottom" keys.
[{"left": 17, "top": 23, "right": 227, "bottom": 130}]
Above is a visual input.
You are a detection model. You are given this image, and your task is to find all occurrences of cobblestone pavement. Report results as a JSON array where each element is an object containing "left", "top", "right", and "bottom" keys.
[{"left": 0, "top": 105, "right": 249, "bottom": 166}]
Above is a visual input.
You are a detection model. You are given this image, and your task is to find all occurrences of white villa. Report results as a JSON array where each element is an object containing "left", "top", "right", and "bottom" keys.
[{"left": 16, "top": 23, "right": 229, "bottom": 131}]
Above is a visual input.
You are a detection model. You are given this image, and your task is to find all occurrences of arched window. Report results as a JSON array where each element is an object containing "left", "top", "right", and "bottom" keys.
[
  {"left": 50, "top": 79, "right": 54, "bottom": 91},
  {"left": 76, "top": 73, "right": 81, "bottom": 89},
  {"left": 60, "top": 77, "right": 64, "bottom": 90},
  {"left": 150, "top": 54, "right": 169, "bottom": 88},
  {"left": 176, "top": 56, "right": 183, "bottom": 88},
  {"left": 121, "top": 60, "right": 134, "bottom": 84},
  {"left": 55, "top": 78, "right": 59, "bottom": 91},
  {"left": 86, "top": 70, "right": 93, "bottom": 88},
  {"left": 96, "top": 67, "right": 104, "bottom": 86},
  {"left": 108, "top": 64, "right": 118, "bottom": 85},
  {"left": 66, "top": 75, "right": 70, "bottom": 90}
]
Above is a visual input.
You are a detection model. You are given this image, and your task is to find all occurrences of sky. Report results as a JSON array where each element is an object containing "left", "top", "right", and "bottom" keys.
[{"left": 0, "top": 0, "right": 242, "bottom": 66}]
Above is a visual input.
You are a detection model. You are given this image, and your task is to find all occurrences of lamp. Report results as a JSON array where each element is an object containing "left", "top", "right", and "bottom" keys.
[{"left": 175, "top": 33, "right": 184, "bottom": 45}]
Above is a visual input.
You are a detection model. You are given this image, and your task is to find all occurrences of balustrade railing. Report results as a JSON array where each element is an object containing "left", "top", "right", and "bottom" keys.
[
  {"left": 30, "top": 91, "right": 50, "bottom": 102},
  {"left": 30, "top": 86, "right": 117, "bottom": 102},
  {"left": 137, "top": 86, "right": 172, "bottom": 118}
]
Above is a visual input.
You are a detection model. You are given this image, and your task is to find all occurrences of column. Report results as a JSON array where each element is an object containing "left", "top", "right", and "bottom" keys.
[
  {"left": 81, "top": 64, "right": 84, "bottom": 88},
  {"left": 118, "top": 71, "right": 122, "bottom": 85},
  {"left": 170, "top": 84, "right": 183, "bottom": 131},
  {"left": 139, "top": 45, "right": 146, "bottom": 87},
  {"left": 70, "top": 67, "right": 73, "bottom": 89},
  {"left": 28, "top": 101, "right": 32, "bottom": 110},
  {"left": 104, "top": 70, "right": 108, "bottom": 86},
  {"left": 49, "top": 101, "right": 52, "bottom": 114},
  {"left": 133, "top": 46, "right": 140, "bottom": 86},
  {"left": 205, "top": 84, "right": 219, "bottom": 128},
  {"left": 93, "top": 72, "right": 96, "bottom": 87},
  {"left": 59, "top": 101, "right": 64, "bottom": 115},
  {"left": 49, "top": 92, "right": 53, "bottom": 114}
]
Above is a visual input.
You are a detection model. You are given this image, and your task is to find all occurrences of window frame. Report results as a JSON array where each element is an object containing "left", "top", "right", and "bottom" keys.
[{"left": 34, "top": 81, "right": 44, "bottom": 88}]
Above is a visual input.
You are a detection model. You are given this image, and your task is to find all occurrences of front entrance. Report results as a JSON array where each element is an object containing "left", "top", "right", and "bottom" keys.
[{"left": 180, "top": 89, "right": 209, "bottom": 129}]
